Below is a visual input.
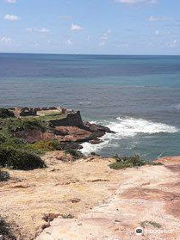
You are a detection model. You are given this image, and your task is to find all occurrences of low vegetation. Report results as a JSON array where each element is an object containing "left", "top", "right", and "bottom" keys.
[
  {"left": 0, "top": 147, "right": 46, "bottom": 170},
  {"left": 65, "top": 149, "right": 84, "bottom": 160},
  {"left": 0, "top": 108, "right": 14, "bottom": 118},
  {"left": 32, "top": 140, "right": 63, "bottom": 151},
  {"left": 0, "top": 169, "right": 10, "bottom": 181},
  {"left": 109, "top": 154, "right": 162, "bottom": 170},
  {"left": 0, "top": 215, "right": 16, "bottom": 240},
  {"left": 140, "top": 220, "right": 162, "bottom": 229},
  {"left": 0, "top": 129, "right": 47, "bottom": 170},
  {"left": 109, "top": 155, "right": 146, "bottom": 170},
  {"left": 0, "top": 114, "right": 66, "bottom": 170},
  {"left": 3, "top": 117, "right": 47, "bottom": 133},
  {"left": 0, "top": 111, "right": 84, "bottom": 171}
]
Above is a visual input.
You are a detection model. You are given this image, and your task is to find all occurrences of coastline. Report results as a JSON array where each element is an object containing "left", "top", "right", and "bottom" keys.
[
  {"left": 1, "top": 54, "right": 180, "bottom": 159},
  {"left": 1, "top": 107, "right": 180, "bottom": 239},
  {"left": 1, "top": 0, "right": 180, "bottom": 238}
]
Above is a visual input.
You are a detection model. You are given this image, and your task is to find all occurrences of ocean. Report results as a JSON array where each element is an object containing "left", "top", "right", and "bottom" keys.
[{"left": 0, "top": 53, "right": 180, "bottom": 160}]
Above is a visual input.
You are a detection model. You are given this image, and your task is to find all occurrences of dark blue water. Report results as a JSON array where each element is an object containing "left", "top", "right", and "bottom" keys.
[{"left": 0, "top": 53, "right": 180, "bottom": 159}]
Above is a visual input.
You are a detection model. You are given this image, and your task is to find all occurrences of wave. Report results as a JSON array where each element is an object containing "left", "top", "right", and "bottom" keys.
[
  {"left": 81, "top": 117, "right": 178, "bottom": 155},
  {"left": 107, "top": 117, "right": 178, "bottom": 137}
]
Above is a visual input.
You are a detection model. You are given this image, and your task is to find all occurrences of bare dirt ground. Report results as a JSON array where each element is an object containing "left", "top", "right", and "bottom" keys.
[
  {"left": 1, "top": 153, "right": 180, "bottom": 240},
  {"left": 0, "top": 152, "right": 123, "bottom": 239}
]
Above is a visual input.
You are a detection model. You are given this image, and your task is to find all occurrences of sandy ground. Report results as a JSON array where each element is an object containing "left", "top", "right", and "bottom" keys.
[
  {"left": 0, "top": 152, "right": 123, "bottom": 239},
  {"left": 1, "top": 153, "right": 180, "bottom": 240}
]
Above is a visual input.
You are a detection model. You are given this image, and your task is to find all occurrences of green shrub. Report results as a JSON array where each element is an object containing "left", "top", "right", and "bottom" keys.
[
  {"left": 32, "top": 140, "right": 63, "bottom": 151},
  {"left": 65, "top": 149, "right": 83, "bottom": 160},
  {"left": 0, "top": 133, "right": 7, "bottom": 144},
  {"left": 0, "top": 169, "right": 10, "bottom": 181},
  {"left": 0, "top": 215, "right": 16, "bottom": 239},
  {"left": 0, "top": 132, "right": 46, "bottom": 156},
  {"left": 109, "top": 155, "right": 146, "bottom": 170},
  {"left": 0, "top": 132, "right": 24, "bottom": 147},
  {"left": 0, "top": 108, "right": 14, "bottom": 118},
  {"left": 140, "top": 221, "right": 161, "bottom": 229},
  {"left": 0, "top": 147, "right": 46, "bottom": 170},
  {"left": 4, "top": 118, "right": 47, "bottom": 133}
]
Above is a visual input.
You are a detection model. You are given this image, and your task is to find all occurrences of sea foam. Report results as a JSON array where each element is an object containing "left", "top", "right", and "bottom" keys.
[{"left": 81, "top": 117, "right": 178, "bottom": 155}]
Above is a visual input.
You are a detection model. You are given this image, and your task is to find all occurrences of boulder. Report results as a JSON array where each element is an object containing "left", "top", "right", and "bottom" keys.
[
  {"left": 13, "top": 130, "right": 55, "bottom": 143},
  {"left": 54, "top": 126, "right": 92, "bottom": 142},
  {"left": 53, "top": 126, "right": 108, "bottom": 143},
  {"left": 83, "top": 122, "right": 112, "bottom": 133}
]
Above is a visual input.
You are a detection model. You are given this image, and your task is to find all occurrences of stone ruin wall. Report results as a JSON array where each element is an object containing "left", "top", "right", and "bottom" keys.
[
  {"left": 7, "top": 107, "right": 84, "bottom": 128},
  {"left": 9, "top": 107, "right": 67, "bottom": 117},
  {"left": 49, "top": 111, "right": 84, "bottom": 128}
]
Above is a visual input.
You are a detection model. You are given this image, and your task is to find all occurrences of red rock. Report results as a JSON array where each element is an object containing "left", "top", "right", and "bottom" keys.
[{"left": 54, "top": 126, "right": 92, "bottom": 142}]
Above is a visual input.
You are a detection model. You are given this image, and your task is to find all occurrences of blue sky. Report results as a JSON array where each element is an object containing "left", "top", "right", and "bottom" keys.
[{"left": 0, "top": 0, "right": 180, "bottom": 54}]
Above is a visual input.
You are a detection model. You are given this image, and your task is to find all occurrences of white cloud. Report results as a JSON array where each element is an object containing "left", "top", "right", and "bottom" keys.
[
  {"left": 100, "top": 29, "right": 111, "bottom": 40},
  {"left": 4, "top": 14, "right": 19, "bottom": 21},
  {"left": 0, "top": 36, "right": 12, "bottom": 44},
  {"left": 6, "top": 0, "right": 16, "bottom": 3},
  {"left": 66, "top": 38, "right": 73, "bottom": 45},
  {"left": 149, "top": 16, "right": 172, "bottom": 22},
  {"left": 26, "top": 28, "right": 50, "bottom": 33},
  {"left": 167, "top": 39, "right": 177, "bottom": 48},
  {"left": 155, "top": 30, "right": 159, "bottom": 35},
  {"left": 71, "top": 23, "right": 83, "bottom": 31},
  {"left": 115, "top": 0, "right": 158, "bottom": 5}
]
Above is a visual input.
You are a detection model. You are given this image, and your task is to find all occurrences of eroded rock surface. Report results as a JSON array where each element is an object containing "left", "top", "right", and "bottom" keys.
[
  {"left": 36, "top": 156, "right": 180, "bottom": 240},
  {"left": 9, "top": 108, "right": 111, "bottom": 146},
  {"left": 2, "top": 155, "right": 180, "bottom": 240}
]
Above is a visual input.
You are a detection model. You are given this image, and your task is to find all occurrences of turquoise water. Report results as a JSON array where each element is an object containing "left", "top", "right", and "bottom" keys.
[{"left": 0, "top": 53, "right": 180, "bottom": 159}]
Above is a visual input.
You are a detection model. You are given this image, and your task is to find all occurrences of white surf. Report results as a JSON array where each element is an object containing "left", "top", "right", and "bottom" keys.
[{"left": 81, "top": 117, "right": 178, "bottom": 155}]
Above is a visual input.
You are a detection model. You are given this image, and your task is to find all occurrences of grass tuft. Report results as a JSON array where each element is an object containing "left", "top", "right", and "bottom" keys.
[
  {"left": 109, "top": 154, "right": 164, "bottom": 170},
  {"left": 109, "top": 154, "right": 146, "bottom": 170},
  {"left": 140, "top": 221, "right": 162, "bottom": 229}
]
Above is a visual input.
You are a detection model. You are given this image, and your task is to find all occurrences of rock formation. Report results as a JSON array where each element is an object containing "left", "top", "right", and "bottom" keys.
[
  {"left": 50, "top": 111, "right": 84, "bottom": 128},
  {"left": 5, "top": 107, "right": 112, "bottom": 147}
]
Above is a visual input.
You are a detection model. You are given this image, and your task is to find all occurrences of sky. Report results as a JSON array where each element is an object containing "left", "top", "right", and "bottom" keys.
[{"left": 0, "top": 0, "right": 180, "bottom": 55}]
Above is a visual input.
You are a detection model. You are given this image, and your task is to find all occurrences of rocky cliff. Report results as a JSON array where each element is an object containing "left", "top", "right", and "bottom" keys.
[
  {"left": 2, "top": 107, "right": 111, "bottom": 149},
  {"left": 49, "top": 111, "right": 84, "bottom": 128}
]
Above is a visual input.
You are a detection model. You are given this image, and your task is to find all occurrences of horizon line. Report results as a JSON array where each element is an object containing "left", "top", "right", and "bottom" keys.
[{"left": 0, "top": 52, "right": 180, "bottom": 57}]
